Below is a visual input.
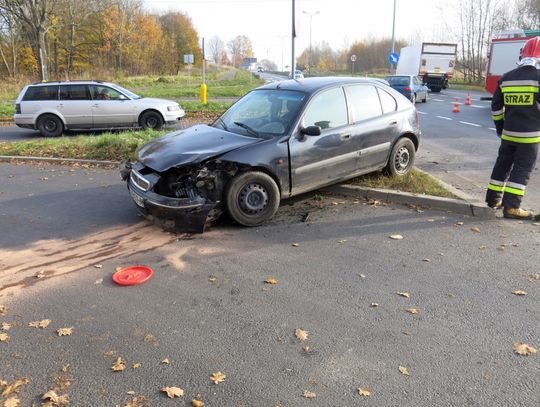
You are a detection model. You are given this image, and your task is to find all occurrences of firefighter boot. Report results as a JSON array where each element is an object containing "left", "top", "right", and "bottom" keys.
[{"left": 503, "top": 207, "right": 534, "bottom": 220}]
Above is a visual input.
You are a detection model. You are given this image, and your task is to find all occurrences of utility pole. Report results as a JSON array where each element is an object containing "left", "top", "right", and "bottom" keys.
[
  {"left": 291, "top": 0, "right": 296, "bottom": 78},
  {"left": 390, "top": 0, "right": 397, "bottom": 73},
  {"left": 303, "top": 10, "right": 319, "bottom": 75}
]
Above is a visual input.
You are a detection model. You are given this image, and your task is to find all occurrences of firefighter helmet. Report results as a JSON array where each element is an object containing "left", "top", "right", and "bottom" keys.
[{"left": 520, "top": 36, "right": 540, "bottom": 58}]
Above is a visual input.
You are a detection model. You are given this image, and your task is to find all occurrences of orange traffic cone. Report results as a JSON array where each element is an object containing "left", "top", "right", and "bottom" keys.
[
  {"left": 465, "top": 92, "right": 472, "bottom": 106},
  {"left": 452, "top": 98, "right": 460, "bottom": 113}
]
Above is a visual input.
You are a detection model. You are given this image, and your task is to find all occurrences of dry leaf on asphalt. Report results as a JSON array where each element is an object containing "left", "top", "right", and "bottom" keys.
[
  {"left": 303, "top": 390, "right": 316, "bottom": 399},
  {"left": 132, "top": 363, "right": 141, "bottom": 369},
  {"left": 94, "top": 264, "right": 103, "bottom": 269},
  {"left": 291, "top": 243, "right": 300, "bottom": 247},
  {"left": 210, "top": 371, "right": 226, "bottom": 384},
  {"left": 455, "top": 221, "right": 464, "bottom": 226},
  {"left": 512, "top": 290, "right": 527, "bottom": 296},
  {"left": 389, "top": 234, "right": 403, "bottom": 240},
  {"left": 264, "top": 278, "right": 278, "bottom": 285},
  {"left": 399, "top": 365, "right": 410, "bottom": 376},
  {"left": 0, "top": 333, "right": 10, "bottom": 342},
  {"left": 3, "top": 397, "right": 20, "bottom": 407},
  {"left": 1, "top": 379, "right": 29, "bottom": 397},
  {"left": 29, "top": 319, "right": 51, "bottom": 329},
  {"left": 295, "top": 328, "right": 309, "bottom": 341},
  {"left": 470, "top": 227, "right": 481, "bottom": 233},
  {"left": 423, "top": 258, "right": 431, "bottom": 262},
  {"left": 0, "top": 305, "right": 7, "bottom": 315},
  {"left": 94, "top": 278, "right": 103, "bottom": 285},
  {"left": 57, "top": 327, "right": 73, "bottom": 336},
  {"left": 357, "top": 388, "right": 371, "bottom": 397},
  {"left": 370, "top": 303, "right": 379, "bottom": 308},
  {"left": 1, "top": 323, "right": 10, "bottom": 331},
  {"left": 112, "top": 357, "right": 126, "bottom": 372},
  {"left": 513, "top": 342, "right": 537, "bottom": 356},
  {"left": 396, "top": 292, "right": 410, "bottom": 298},
  {"left": 42, "top": 390, "right": 69, "bottom": 406},
  {"left": 35, "top": 271, "right": 45, "bottom": 279},
  {"left": 161, "top": 386, "right": 184, "bottom": 398},
  {"left": 161, "top": 358, "right": 170, "bottom": 365},
  {"left": 191, "top": 400, "right": 204, "bottom": 407},
  {"left": 208, "top": 277, "right": 217, "bottom": 282}
]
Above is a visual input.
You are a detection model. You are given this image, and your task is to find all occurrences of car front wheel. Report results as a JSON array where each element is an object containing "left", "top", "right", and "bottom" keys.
[
  {"left": 139, "top": 111, "right": 164, "bottom": 130},
  {"left": 37, "top": 114, "right": 63, "bottom": 137},
  {"left": 225, "top": 171, "right": 280, "bottom": 227},
  {"left": 384, "top": 138, "right": 415, "bottom": 176}
]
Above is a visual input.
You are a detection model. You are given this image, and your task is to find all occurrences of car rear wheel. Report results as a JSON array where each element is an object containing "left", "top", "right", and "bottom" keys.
[
  {"left": 37, "top": 114, "right": 63, "bottom": 137},
  {"left": 225, "top": 171, "right": 280, "bottom": 227},
  {"left": 139, "top": 111, "right": 164, "bottom": 130},
  {"left": 422, "top": 93, "right": 428, "bottom": 103},
  {"left": 384, "top": 138, "right": 415, "bottom": 176}
]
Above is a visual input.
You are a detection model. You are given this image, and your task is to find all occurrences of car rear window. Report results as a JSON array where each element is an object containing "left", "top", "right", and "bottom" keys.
[
  {"left": 377, "top": 88, "right": 397, "bottom": 113},
  {"left": 386, "top": 76, "right": 410, "bottom": 86},
  {"left": 346, "top": 85, "right": 383, "bottom": 122},
  {"left": 22, "top": 85, "right": 59, "bottom": 101}
]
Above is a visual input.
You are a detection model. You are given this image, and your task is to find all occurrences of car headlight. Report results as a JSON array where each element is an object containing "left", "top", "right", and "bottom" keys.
[{"left": 167, "top": 105, "right": 180, "bottom": 111}]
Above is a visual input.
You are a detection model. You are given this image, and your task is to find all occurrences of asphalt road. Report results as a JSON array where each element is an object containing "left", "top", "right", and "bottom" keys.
[{"left": 0, "top": 162, "right": 539, "bottom": 406}]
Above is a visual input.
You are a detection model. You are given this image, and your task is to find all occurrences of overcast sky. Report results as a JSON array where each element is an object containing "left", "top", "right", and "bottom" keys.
[{"left": 144, "top": 0, "right": 454, "bottom": 69}]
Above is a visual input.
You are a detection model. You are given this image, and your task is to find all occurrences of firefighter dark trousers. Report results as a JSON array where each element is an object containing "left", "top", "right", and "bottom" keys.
[{"left": 486, "top": 140, "right": 539, "bottom": 209}]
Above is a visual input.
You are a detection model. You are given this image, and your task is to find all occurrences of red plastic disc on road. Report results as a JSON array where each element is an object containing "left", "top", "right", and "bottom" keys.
[{"left": 112, "top": 265, "right": 153, "bottom": 286}]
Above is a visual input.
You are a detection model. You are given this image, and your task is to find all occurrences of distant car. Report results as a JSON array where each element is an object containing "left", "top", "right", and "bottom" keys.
[
  {"left": 13, "top": 80, "right": 185, "bottom": 137},
  {"left": 257, "top": 66, "right": 264, "bottom": 72},
  {"left": 120, "top": 77, "right": 421, "bottom": 233},
  {"left": 385, "top": 75, "right": 428, "bottom": 104},
  {"left": 289, "top": 69, "right": 304, "bottom": 79}
]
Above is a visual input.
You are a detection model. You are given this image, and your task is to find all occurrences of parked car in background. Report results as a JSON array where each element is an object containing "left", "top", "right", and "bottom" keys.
[
  {"left": 14, "top": 80, "right": 185, "bottom": 137},
  {"left": 289, "top": 69, "right": 304, "bottom": 79},
  {"left": 120, "top": 77, "right": 421, "bottom": 233},
  {"left": 385, "top": 75, "right": 429, "bottom": 104}
]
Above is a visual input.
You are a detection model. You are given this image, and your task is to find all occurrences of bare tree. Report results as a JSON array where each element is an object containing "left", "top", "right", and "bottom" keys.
[
  {"left": 207, "top": 35, "right": 224, "bottom": 64},
  {"left": 0, "top": 10, "right": 19, "bottom": 77},
  {"left": 227, "top": 35, "right": 253, "bottom": 67},
  {"left": 514, "top": 0, "right": 540, "bottom": 28}
]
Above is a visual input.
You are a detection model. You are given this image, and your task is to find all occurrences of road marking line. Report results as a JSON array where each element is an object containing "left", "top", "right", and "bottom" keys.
[
  {"left": 417, "top": 111, "right": 427, "bottom": 115},
  {"left": 432, "top": 99, "right": 445, "bottom": 102},
  {"left": 488, "top": 127, "right": 496, "bottom": 131},
  {"left": 470, "top": 105, "right": 487, "bottom": 108},
  {"left": 459, "top": 121, "right": 481, "bottom": 127},
  {"left": 436, "top": 116, "right": 452, "bottom": 120}
]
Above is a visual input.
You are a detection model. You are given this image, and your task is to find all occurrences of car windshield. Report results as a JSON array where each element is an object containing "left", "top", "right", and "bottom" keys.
[
  {"left": 386, "top": 76, "right": 410, "bottom": 86},
  {"left": 109, "top": 84, "right": 141, "bottom": 99},
  {"left": 215, "top": 89, "right": 306, "bottom": 137}
]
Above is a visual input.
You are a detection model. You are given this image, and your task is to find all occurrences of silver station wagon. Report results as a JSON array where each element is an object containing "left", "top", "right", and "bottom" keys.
[{"left": 14, "top": 80, "right": 185, "bottom": 137}]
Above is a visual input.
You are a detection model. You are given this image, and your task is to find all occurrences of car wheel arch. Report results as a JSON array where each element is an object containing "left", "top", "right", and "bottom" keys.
[
  {"left": 36, "top": 112, "right": 66, "bottom": 127},
  {"left": 138, "top": 109, "right": 165, "bottom": 124},
  {"left": 234, "top": 165, "right": 283, "bottom": 195}
]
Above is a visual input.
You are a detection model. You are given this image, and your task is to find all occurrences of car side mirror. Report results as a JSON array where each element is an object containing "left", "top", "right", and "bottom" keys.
[
  {"left": 118, "top": 94, "right": 128, "bottom": 100},
  {"left": 300, "top": 125, "right": 322, "bottom": 136}
]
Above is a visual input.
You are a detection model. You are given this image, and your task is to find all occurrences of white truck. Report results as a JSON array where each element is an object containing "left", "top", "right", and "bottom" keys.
[{"left": 396, "top": 43, "right": 457, "bottom": 92}]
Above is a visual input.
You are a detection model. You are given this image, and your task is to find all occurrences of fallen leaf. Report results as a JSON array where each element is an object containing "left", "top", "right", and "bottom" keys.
[
  {"left": 396, "top": 292, "right": 410, "bottom": 298},
  {"left": 161, "top": 358, "right": 170, "bottom": 365},
  {"left": 0, "top": 380, "right": 6, "bottom": 387},
  {"left": 389, "top": 234, "right": 403, "bottom": 240},
  {"left": 161, "top": 386, "right": 184, "bottom": 398},
  {"left": 57, "top": 327, "right": 73, "bottom": 336},
  {"left": 295, "top": 328, "right": 309, "bottom": 341},
  {"left": 42, "top": 390, "right": 69, "bottom": 406},
  {"left": 406, "top": 308, "right": 419, "bottom": 314},
  {"left": 357, "top": 388, "right": 371, "bottom": 397},
  {"left": 210, "top": 371, "right": 226, "bottom": 384},
  {"left": 513, "top": 342, "right": 537, "bottom": 356},
  {"left": 103, "top": 350, "right": 116, "bottom": 357},
  {"left": 191, "top": 400, "right": 204, "bottom": 407},
  {"left": 40, "top": 177, "right": 48, "bottom": 181},
  {"left": 370, "top": 303, "right": 379, "bottom": 308},
  {"left": 29, "top": 319, "right": 51, "bottom": 329},
  {"left": 1, "top": 323, "right": 10, "bottom": 331},
  {"left": 3, "top": 397, "right": 20, "bottom": 407},
  {"left": 291, "top": 243, "right": 300, "bottom": 247},
  {"left": 208, "top": 277, "right": 217, "bottom": 282},
  {"left": 0, "top": 333, "right": 10, "bottom": 342},
  {"left": 303, "top": 390, "right": 316, "bottom": 399},
  {"left": 132, "top": 363, "right": 141, "bottom": 369},
  {"left": 512, "top": 290, "right": 527, "bottom": 296},
  {"left": 61, "top": 365, "right": 70, "bottom": 373},
  {"left": 112, "top": 357, "right": 126, "bottom": 372},
  {"left": 0, "top": 305, "right": 7, "bottom": 315},
  {"left": 455, "top": 221, "right": 464, "bottom": 226},
  {"left": 35, "top": 271, "right": 45, "bottom": 279},
  {"left": 94, "top": 264, "right": 103, "bottom": 269},
  {"left": 264, "top": 277, "right": 278, "bottom": 285},
  {"left": 358, "top": 273, "right": 366, "bottom": 279},
  {"left": 94, "top": 278, "right": 103, "bottom": 285},
  {"left": 471, "top": 227, "right": 481, "bottom": 233},
  {"left": 399, "top": 365, "right": 410, "bottom": 376},
  {"left": 1, "top": 379, "right": 29, "bottom": 397},
  {"left": 422, "top": 258, "right": 431, "bottom": 262},
  {"left": 338, "top": 239, "right": 347, "bottom": 243},
  {"left": 126, "top": 391, "right": 136, "bottom": 395}
]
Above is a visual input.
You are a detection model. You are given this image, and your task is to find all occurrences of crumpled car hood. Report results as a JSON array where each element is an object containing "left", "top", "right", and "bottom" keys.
[{"left": 138, "top": 125, "right": 262, "bottom": 172}]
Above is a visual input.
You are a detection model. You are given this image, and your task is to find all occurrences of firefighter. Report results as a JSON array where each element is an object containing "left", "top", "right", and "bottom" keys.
[{"left": 486, "top": 36, "right": 540, "bottom": 219}]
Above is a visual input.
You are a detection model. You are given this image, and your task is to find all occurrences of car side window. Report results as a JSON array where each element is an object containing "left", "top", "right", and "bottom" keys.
[
  {"left": 59, "top": 85, "right": 91, "bottom": 100},
  {"left": 22, "top": 85, "right": 59, "bottom": 101},
  {"left": 302, "top": 87, "right": 348, "bottom": 130},
  {"left": 91, "top": 85, "right": 123, "bottom": 101},
  {"left": 377, "top": 88, "right": 397, "bottom": 114},
  {"left": 346, "top": 85, "right": 382, "bottom": 122}
]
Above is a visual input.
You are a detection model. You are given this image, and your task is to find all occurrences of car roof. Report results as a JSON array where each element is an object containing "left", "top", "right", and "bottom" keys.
[
  {"left": 258, "top": 77, "right": 390, "bottom": 95},
  {"left": 28, "top": 80, "right": 113, "bottom": 86}
]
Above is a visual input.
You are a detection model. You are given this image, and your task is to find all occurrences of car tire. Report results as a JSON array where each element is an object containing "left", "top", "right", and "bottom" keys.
[
  {"left": 37, "top": 114, "right": 63, "bottom": 137},
  {"left": 410, "top": 94, "right": 416, "bottom": 104},
  {"left": 422, "top": 93, "right": 428, "bottom": 103},
  {"left": 384, "top": 138, "right": 415, "bottom": 177},
  {"left": 139, "top": 111, "right": 164, "bottom": 130},
  {"left": 225, "top": 171, "right": 280, "bottom": 227}
]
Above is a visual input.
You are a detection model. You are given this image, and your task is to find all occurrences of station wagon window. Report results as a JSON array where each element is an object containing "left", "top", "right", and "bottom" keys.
[
  {"left": 22, "top": 85, "right": 59, "bottom": 101},
  {"left": 59, "top": 85, "right": 90, "bottom": 100},
  {"left": 346, "top": 85, "right": 382, "bottom": 121},
  {"left": 90, "top": 85, "right": 123, "bottom": 101},
  {"left": 302, "top": 87, "right": 347, "bottom": 130},
  {"left": 377, "top": 88, "right": 397, "bottom": 113}
]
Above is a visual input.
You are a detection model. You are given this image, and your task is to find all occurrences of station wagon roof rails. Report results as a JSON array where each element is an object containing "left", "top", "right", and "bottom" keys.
[{"left": 31, "top": 79, "right": 106, "bottom": 85}]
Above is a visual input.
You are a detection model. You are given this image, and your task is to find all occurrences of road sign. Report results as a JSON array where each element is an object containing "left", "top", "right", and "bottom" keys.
[
  {"left": 350, "top": 54, "right": 357, "bottom": 62},
  {"left": 388, "top": 52, "right": 399, "bottom": 65},
  {"left": 183, "top": 54, "right": 194, "bottom": 64}
]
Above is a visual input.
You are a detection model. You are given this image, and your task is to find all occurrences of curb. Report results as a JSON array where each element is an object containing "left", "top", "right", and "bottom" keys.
[{"left": 0, "top": 155, "right": 495, "bottom": 219}]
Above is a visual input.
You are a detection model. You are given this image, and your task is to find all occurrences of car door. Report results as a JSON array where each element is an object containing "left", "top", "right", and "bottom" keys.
[
  {"left": 58, "top": 84, "right": 93, "bottom": 128},
  {"left": 289, "top": 86, "right": 358, "bottom": 195},
  {"left": 90, "top": 85, "right": 137, "bottom": 127},
  {"left": 412, "top": 76, "right": 425, "bottom": 99},
  {"left": 345, "top": 84, "right": 400, "bottom": 171}
]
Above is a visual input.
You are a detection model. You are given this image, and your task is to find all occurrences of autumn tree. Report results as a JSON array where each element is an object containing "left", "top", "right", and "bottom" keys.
[
  {"left": 0, "top": 9, "right": 19, "bottom": 77},
  {"left": 159, "top": 11, "right": 201, "bottom": 74},
  {"left": 227, "top": 35, "right": 253, "bottom": 67}
]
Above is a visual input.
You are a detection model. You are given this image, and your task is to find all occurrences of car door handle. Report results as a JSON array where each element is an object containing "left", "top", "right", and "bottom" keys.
[
  {"left": 92, "top": 104, "right": 99, "bottom": 108},
  {"left": 56, "top": 104, "right": 63, "bottom": 108},
  {"left": 388, "top": 120, "right": 398, "bottom": 126},
  {"left": 340, "top": 133, "right": 351, "bottom": 140}
]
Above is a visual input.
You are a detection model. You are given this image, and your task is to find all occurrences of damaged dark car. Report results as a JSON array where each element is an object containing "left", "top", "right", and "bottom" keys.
[{"left": 120, "top": 77, "right": 421, "bottom": 233}]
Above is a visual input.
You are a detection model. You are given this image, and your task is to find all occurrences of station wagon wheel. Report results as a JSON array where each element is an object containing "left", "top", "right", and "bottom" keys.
[
  {"left": 37, "top": 114, "right": 63, "bottom": 137},
  {"left": 225, "top": 171, "right": 280, "bottom": 227},
  {"left": 139, "top": 111, "right": 164, "bottom": 130},
  {"left": 384, "top": 138, "right": 415, "bottom": 177}
]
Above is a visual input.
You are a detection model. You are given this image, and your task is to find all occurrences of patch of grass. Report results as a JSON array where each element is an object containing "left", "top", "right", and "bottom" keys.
[
  {"left": 0, "top": 102, "right": 14, "bottom": 117},
  {"left": 348, "top": 168, "right": 458, "bottom": 199},
  {"left": 181, "top": 100, "right": 232, "bottom": 113}
]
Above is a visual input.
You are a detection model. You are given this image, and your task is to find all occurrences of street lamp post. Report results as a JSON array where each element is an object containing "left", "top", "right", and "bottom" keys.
[
  {"left": 303, "top": 10, "right": 319, "bottom": 75},
  {"left": 390, "top": 0, "right": 397, "bottom": 73}
]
